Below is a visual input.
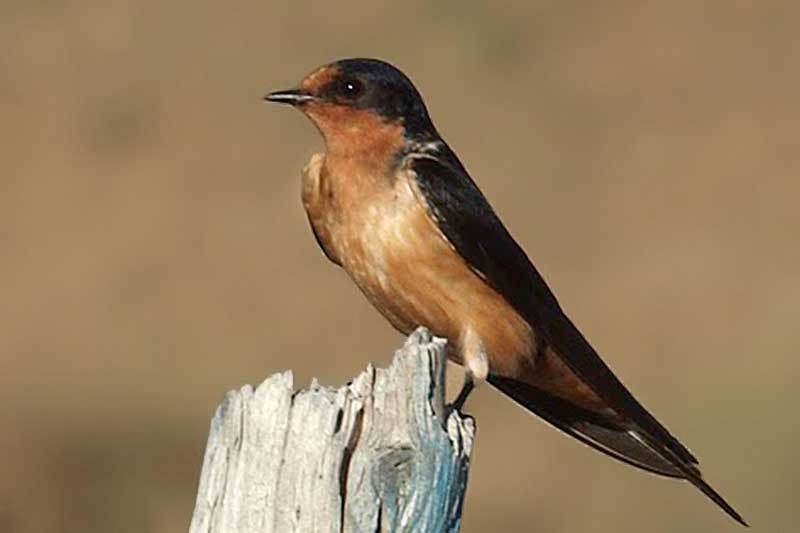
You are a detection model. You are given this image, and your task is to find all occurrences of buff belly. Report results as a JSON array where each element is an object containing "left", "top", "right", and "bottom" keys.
[{"left": 307, "top": 162, "right": 534, "bottom": 380}]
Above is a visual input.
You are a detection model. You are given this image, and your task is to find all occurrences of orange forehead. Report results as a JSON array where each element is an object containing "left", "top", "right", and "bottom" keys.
[{"left": 298, "top": 64, "right": 339, "bottom": 94}]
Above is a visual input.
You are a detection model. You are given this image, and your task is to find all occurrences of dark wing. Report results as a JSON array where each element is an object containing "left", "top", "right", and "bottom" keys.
[
  {"left": 488, "top": 374, "right": 684, "bottom": 477},
  {"left": 408, "top": 148, "right": 746, "bottom": 526}
]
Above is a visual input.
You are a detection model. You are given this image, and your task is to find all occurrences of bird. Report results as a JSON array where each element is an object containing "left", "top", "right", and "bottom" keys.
[{"left": 265, "top": 57, "right": 747, "bottom": 526}]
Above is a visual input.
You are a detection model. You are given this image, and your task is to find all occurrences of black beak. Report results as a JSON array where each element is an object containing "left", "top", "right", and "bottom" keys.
[{"left": 264, "top": 89, "right": 316, "bottom": 105}]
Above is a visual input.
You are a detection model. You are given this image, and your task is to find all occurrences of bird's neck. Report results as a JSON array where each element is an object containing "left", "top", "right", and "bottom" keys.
[{"left": 304, "top": 105, "right": 406, "bottom": 167}]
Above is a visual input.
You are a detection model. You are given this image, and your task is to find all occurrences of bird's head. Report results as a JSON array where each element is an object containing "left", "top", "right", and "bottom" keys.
[{"left": 266, "top": 58, "right": 437, "bottom": 157}]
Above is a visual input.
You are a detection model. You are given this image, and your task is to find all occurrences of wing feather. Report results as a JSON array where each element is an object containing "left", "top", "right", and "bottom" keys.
[
  {"left": 406, "top": 148, "right": 747, "bottom": 525},
  {"left": 407, "top": 148, "right": 694, "bottom": 463}
]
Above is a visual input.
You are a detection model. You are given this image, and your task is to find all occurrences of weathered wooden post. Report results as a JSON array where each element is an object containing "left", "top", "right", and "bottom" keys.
[{"left": 190, "top": 328, "right": 475, "bottom": 533}]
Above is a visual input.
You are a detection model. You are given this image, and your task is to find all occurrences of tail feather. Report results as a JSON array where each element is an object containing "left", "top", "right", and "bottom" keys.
[
  {"left": 635, "top": 430, "right": 749, "bottom": 527},
  {"left": 488, "top": 374, "right": 748, "bottom": 527}
]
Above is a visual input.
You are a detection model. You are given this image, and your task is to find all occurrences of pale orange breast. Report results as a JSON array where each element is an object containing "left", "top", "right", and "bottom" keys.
[{"left": 305, "top": 159, "right": 534, "bottom": 377}]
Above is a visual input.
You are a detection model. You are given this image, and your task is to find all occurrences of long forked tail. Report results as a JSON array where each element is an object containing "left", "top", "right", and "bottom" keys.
[{"left": 488, "top": 375, "right": 748, "bottom": 527}]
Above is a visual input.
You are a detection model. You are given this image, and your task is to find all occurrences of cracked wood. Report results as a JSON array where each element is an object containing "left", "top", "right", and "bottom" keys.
[{"left": 189, "top": 328, "right": 475, "bottom": 533}]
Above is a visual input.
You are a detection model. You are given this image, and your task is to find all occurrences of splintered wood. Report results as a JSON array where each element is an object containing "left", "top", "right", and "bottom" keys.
[{"left": 190, "top": 328, "right": 475, "bottom": 533}]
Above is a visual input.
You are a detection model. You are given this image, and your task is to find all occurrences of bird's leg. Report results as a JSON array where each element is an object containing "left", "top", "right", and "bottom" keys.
[
  {"left": 446, "top": 328, "right": 485, "bottom": 416},
  {"left": 448, "top": 371, "right": 475, "bottom": 413}
]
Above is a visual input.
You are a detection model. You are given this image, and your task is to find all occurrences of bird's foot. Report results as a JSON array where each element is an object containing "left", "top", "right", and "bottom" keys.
[{"left": 444, "top": 374, "right": 475, "bottom": 419}]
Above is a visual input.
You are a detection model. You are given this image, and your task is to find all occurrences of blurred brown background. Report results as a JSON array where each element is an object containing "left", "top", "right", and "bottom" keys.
[{"left": 2, "top": 1, "right": 798, "bottom": 532}]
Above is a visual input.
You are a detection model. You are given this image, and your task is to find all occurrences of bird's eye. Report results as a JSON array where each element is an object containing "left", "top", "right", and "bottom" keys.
[{"left": 336, "top": 78, "right": 363, "bottom": 99}]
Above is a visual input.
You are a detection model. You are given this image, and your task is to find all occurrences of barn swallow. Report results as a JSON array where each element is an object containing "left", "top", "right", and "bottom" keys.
[{"left": 265, "top": 58, "right": 747, "bottom": 526}]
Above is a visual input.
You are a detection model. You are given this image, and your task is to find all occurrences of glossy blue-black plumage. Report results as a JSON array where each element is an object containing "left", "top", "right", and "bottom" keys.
[
  {"left": 326, "top": 58, "right": 437, "bottom": 140},
  {"left": 407, "top": 147, "right": 747, "bottom": 527}
]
